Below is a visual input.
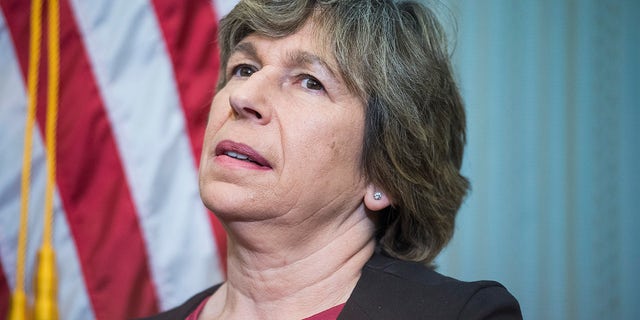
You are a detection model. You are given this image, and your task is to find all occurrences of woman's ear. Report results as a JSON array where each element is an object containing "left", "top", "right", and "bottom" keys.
[{"left": 364, "top": 184, "right": 391, "bottom": 212}]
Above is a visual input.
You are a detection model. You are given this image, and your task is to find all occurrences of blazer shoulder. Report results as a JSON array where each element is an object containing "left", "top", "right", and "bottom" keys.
[{"left": 340, "top": 253, "right": 521, "bottom": 319}]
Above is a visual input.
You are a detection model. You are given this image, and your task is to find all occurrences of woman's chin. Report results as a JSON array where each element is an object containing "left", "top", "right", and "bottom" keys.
[{"left": 200, "top": 181, "right": 277, "bottom": 222}]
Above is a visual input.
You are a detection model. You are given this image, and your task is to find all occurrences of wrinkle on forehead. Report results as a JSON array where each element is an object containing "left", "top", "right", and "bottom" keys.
[{"left": 231, "top": 20, "right": 346, "bottom": 87}]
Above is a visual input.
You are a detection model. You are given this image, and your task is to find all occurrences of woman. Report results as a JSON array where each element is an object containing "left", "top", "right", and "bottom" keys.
[{"left": 144, "top": 0, "right": 521, "bottom": 319}]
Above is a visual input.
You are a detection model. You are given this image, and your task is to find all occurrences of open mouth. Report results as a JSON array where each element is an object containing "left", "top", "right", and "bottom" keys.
[
  {"left": 215, "top": 140, "right": 272, "bottom": 168},
  {"left": 224, "top": 151, "right": 265, "bottom": 166}
]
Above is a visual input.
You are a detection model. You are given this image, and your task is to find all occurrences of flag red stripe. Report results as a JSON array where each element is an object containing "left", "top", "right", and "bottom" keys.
[
  {"left": 0, "top": 0, "right": 160, "bottom": 318},
  {"left": 151, "top": 0, "right": 227, "bottom": 270},
  {"left": 0, "top": 261, "right": 9, "bottom": 319}
]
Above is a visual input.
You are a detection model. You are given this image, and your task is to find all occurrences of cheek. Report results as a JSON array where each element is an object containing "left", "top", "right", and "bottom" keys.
[
  {"left": 290, "top": 116, "right": 364, "bottom": 173},
  {"left": 204, "top": 94, "right": 229, "bottom": 138},
  {"left": 333, "top": 117, "right": 366, "bottom": 175},
  {"left": 336, "top": 124, "right": 365, "bottom": 166}
]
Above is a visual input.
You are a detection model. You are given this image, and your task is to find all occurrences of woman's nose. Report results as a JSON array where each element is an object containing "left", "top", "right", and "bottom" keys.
[{"left": 228, "top": 69, "right": 274, "bottom": 124}]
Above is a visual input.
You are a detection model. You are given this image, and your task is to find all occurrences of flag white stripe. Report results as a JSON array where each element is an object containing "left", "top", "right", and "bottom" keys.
[
  {"left": 0, "top": 10, "right": 95, "bottom": 320},
  {"left": 68, "top": 0, "right": 223, "bottom": 309}
]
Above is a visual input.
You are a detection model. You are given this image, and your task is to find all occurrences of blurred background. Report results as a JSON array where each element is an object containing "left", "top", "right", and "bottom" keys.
[
  {"left": 435, "top": 1, "right": 640, "bottom": 319},
  {"left": 1, "top": 0, "right": 638, "bottom": 319}
]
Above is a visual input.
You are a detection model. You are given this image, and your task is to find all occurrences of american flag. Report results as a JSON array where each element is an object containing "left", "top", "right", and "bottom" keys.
[{"left": 0, "top": 0, "right": 236, "bottom": 318}]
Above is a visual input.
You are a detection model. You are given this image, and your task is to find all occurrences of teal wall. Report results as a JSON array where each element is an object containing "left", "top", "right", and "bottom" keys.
[{"left": 434, "top": 1, "right": 640, "bottom": 319}]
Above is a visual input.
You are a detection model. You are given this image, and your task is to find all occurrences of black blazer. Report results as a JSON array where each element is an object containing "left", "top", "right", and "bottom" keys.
[{"left": 140, "top": 252, "right": 522, "bottom": 319}]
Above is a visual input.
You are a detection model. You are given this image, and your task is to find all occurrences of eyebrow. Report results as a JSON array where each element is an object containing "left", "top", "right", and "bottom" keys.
[
  {"left": 286, "top": 50, "right": 339, "bottom": 81},
  {"left": 231, "top": 42, "right": 259, "bottom": 61},
  {"left": 231, "top": 41, "right": 340, "bottom": 82}
]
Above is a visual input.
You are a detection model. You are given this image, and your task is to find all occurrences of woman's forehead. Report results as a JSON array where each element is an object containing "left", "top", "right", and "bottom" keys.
[
  {"left": 234, "top": 19, "right": 333, "bottom": 58},
  {"left": 232, "top": 21, "right": 341, "bottom": 77}
]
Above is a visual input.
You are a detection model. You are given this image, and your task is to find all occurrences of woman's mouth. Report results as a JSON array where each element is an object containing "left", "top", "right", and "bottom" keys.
[
  {"left": 214, "top": 140, "right": 272, "bottom": 169},
  {"left": 223, "top": 151, "right": 263, "bottom": 166}
]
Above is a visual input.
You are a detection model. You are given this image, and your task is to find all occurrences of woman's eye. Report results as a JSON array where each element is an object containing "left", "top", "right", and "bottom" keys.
[
  {"left": 301, "top": 76, "right": 324, "bottom": 91},
  {"left": 231, "top": 64, "right": 257, "bottom": 77}
]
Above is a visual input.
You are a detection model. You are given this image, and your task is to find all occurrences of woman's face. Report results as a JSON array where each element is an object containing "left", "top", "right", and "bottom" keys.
[{"left": 199, "top": 20, "right": 368, "bottom": 226}]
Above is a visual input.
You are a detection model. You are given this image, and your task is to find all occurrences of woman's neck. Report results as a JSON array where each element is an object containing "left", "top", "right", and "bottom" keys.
[{"left": 201, "top": 208, "right": 376, "bottom": 320}]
